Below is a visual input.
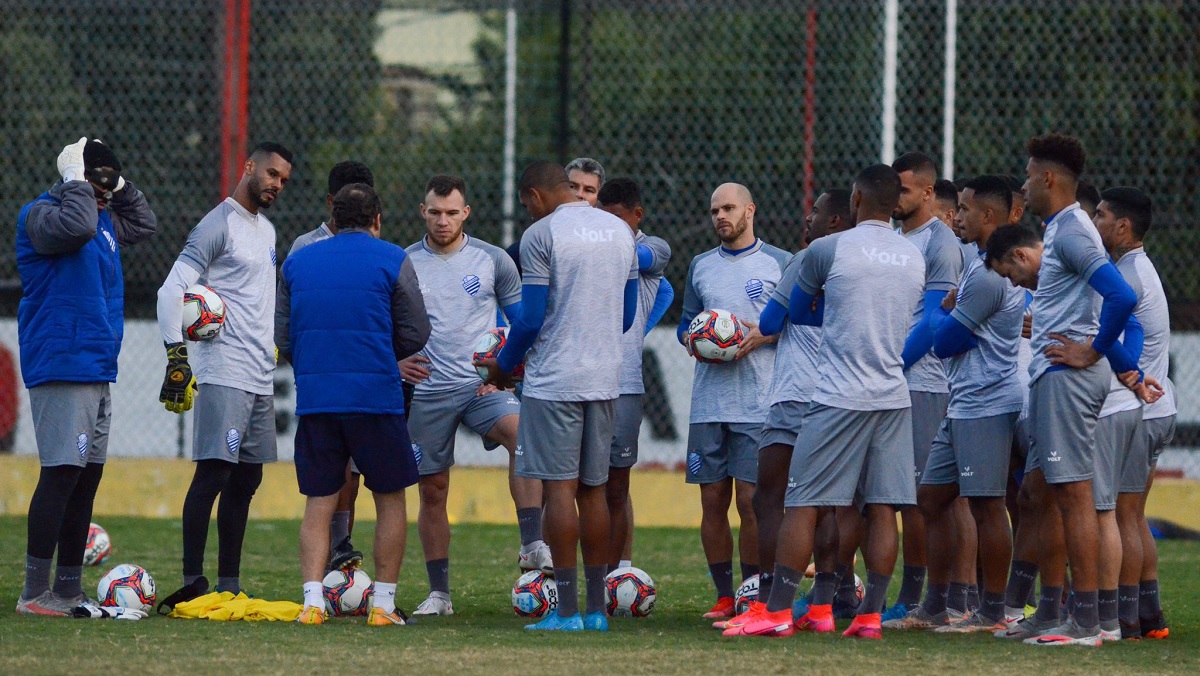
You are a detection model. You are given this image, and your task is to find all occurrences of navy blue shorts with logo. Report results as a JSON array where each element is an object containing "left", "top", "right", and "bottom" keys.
[{"left": 295, "top": 413, "right": 420, "bottom": 497}]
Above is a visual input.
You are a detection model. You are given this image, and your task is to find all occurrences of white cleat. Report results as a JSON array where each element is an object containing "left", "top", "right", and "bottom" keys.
[
  {"left": 518, "top": 541, "right": 553, "bottom": 574},
  {"left": 412, "top": 591, "right": 454, "bottom": 616}
]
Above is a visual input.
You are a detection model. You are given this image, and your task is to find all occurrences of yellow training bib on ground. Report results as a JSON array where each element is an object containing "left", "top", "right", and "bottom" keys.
[{"left": 169, "top": 591, "right": 303, "bottom": 621}]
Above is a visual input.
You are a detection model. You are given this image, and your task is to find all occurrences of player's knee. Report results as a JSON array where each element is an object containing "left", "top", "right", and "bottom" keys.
[{"left": 418, "top": 474, "right": 449, "bottom": 505}]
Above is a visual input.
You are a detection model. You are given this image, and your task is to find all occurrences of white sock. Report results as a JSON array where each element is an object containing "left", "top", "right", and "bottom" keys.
[
  {"left": 303, "top": 581, "right": 324, "bottom": 610},
  {"left": 618, "top": 559, "right": 632, "bottom": 570},
  {"left": 375, "top": 582, "right": 397, "bottom": 614}
]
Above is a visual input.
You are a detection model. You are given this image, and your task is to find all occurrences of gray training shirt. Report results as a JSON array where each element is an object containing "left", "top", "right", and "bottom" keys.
[
  {"left": 898, "top": 216, "right": 963, "bottom": 394},
  {"left": 405, "top": 235, "right": 522, "bottom": 393},
  {"left": 620, "top": 231, "right": 672, "bottom": 395},
  {"left": 288, "top": 222, "right": 332, "bottom": 255},
  {"left": 767, "top": 250, "right": 823, "bottom": 406},
  {"left": 797, "top": 221, "right": 925, "bottom": 411},
  {"left": 681, "top": 239, "right": 789, "bottom": 424},
  {"left": 519, "top": 202, "right": 637, "bottom": 402}
]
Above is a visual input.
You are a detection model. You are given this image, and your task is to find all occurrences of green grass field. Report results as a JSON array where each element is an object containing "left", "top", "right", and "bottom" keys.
[{"left": 2, "top": 515, "right": 1198, "bottom": 674}]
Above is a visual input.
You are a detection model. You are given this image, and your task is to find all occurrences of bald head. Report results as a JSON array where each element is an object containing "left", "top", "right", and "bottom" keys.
[{"left": 709, "top": 182, "right": 756, "bottom": 247}]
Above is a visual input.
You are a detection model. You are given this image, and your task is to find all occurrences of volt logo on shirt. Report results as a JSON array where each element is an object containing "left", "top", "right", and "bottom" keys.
[
  {"left": 573, "top": 226, "right": 616, "bottom": 242},
  {"left": 462, "top": 274, "right": 481, "bottom": 296},
  {"left": 861, "top": 247, "right": 912, "bottom": 266},
  {"left": 745, "top": 278, "right": 764, "bottom": 300}
]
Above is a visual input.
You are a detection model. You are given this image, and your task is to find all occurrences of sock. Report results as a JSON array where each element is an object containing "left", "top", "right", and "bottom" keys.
[
  {"left": 861, "top": 572, "right": 892, "bottom": 615},
  {"left": 834, "top": 563, "right": 860, "bottom": 607},
  {"left": 426, "top": 558, "right": 449, "bottom": 594},
  {"left": 1004, "top": 560, "right": 1038, "bottom": 609},
  {"left": 375, "top": 581, "right": 397, "bottom": 614},
  {"left": 618, "top": 559, "right": 632, "bottom": 569},
  {"left": 947, "top": 581, "right": 969, "bottom": 613},
  {"left": 758, "top": 572, "right": 774, "bottom": 602},
  {"left": 810, "top": 572, "right": 837, "bottom": 606},
  {"left": 22, "top": 555, "right": 53, "bottom": 600},
  {"left": 330, "top": 511, "right": 351, "bottom": 546},
  {"left": 302, "top": 581, "right": 323, "bottom": 609},
  {"left": 765, "top": 564, "right": 801, "bottom": 613},
  {"left": 1098, "top": 588, "right": 1119, "bottom": 624},
  {"left": 1027, "top": 584, "right": 1039, "bottom": 607},
  {"left": 584, "top": 565, "right": 607, "bottom": 615},
  {"left": 981, "top": 591, "right": 1006, "bottom": 623},
  {"left": 708, "top": 561, "right": 734, "bottom": 599},
  {"left": 554, "top": 567, "right": 579, "bottom": 617},
  {"left": 52, "top": 565, "right": 83, "bottom": 598},
  {"left": 516, "top": 508, "right": 542, "bottom": 547},
  {"left": 1074, "top": 589, "right": 1099, "bottom": 629},
  {"left": 895, "top": 565, "right": 925, "bottom": 607},
  {"left": 921, "top": 583, "right": 949, "bottom": 616},
  {"left": 216, "top": 462, "right": 262, "bottom": 580},
  {"left": 1139, "top": 579, "right": 1162, "bottom": 620},
  {"left": 967, "top": 584, "right": 980, "bottom": 612},
  {"left": 1034, "top": 585, "right": 1063, "bottom": 624},
  {"left": 217, "top": 577, "right": 240, "bottom": 594},
  {"left": 740, "top": 562, "right": 760, "bottom": 582},
  {"left": 182, "top": 460, "right": 233, "bottom": 579},
  {"left": 183, "top": 574, "right": 202, "bottom": 587},
  {"left": 1118, "top": 585, "right": 1140, "bottom": 626}
]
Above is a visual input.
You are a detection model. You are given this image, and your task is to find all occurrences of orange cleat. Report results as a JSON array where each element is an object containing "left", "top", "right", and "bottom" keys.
[
  {"left": 843, "top": 612, "right": 883, "bottom": 639},
  {"left": 728, "top": 609, "right": 795, "bottom": 637},
  {"left": 714, "top": 600, "right": 764, "bottom": 630},
  {"left": 795, "top": 603, "right": 835, "bottom": 633},
  {"left": 702, "top": 596, "right": 736, "bottom": 620}
]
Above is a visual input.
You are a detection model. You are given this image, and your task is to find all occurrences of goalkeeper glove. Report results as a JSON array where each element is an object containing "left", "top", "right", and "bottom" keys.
[
  {"left": 72, "top": 603, "right": 147, "bottom": 620},
  {"left": 160, "top": 342, "right": 197, "bottom": 413},
  {"left": 56, "top": 136, "right": 87, "bottom": 183}
]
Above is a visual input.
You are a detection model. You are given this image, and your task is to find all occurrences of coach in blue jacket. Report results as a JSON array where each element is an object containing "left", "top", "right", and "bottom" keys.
[
  {"left": 15, "top": 137, "right": 157, "bottom": 616},
  {"left": 276, "top": 182, "right": 430, "bottom": 625}
]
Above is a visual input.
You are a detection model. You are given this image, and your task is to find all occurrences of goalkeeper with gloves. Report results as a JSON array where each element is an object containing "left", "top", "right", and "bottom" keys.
[
  {"left": 155, "top": 142, "right": 293, "bottom": 610},
  {"left": 15, "top": 137, "right": 157, "bottom": 616}
]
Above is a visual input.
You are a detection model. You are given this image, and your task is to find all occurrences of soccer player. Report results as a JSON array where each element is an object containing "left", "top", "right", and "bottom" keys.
[
  {"left": 882, "top": 152, "right": 963, "bottom": 623},
  {"left": 1002, "top": 175, "right": 1026, "bottom": 224},
  {"left": 897, "top": 176, "right": 1025, "bottom": 632},
  {"left": 679, "top": 183, "right": 787, "bottom": 620},
  {"left": 1076, "top": 181, "right": 1101, "bottom": 219},
  {"left": 596, "top": 178, "right": 674, "bottom": 571},
  {"left": 15, "top": 137, "right": 157, "bottom": 616},
  {"left": 401, "top": 175, "right": 543, "bottom": 616},
  {"left": 277, "top": 183, "right": 430, "bottom": 626},
  {"left": 566, "top": 157, "right": 605, "bottom": 206},
  {"left": 156, "top": 142, "right": 293, "bottom": 604},
  {"left": 985, "top": 133, "right": 1160, "bottom": 646},
  {"left": 286, "top": 160, "right": 376, "bottom": 572},
  {"left": 477, "top": 161, "right": 637, "bottom": 632},
  {"left": 934, "top": 178, "right": 959, "bottom": 228},
  {"left": 731, "top": 164, "right": 924, "bottom": 639}
]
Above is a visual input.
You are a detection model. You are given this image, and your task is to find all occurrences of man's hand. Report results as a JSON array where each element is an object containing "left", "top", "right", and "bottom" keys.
[
  {"left": 476, "top": 382, "right": 502, "bottom": 396},
  {"left": 681, "top": 331, "right": 695, "bottom": 357},
  {"left": 942, "top": 288, "right": 957, "bottom": 312},
  {"left": 56, "top": 136, "right": 87, "bottom": 183},
  {"left": 474, "top": 357, "right": 514, "bottom": 390},
  {"left": 1022, "top": 313, "right": 1033, "bottom": 340},
  {"left": 1044, "top": 332, "right": 1101, "bottom": 369},
  {"left": 159, "top": 343, "right": 197, "bottom": 413},
  {"left": 1118, "top": 372, "right": 1165, "bottom": 404},
  {"left": 734, "top": 320, "right": 776, "bottom": 360},
  {"left": 399, "top": 355, "right": 432, "bottom": 384}
]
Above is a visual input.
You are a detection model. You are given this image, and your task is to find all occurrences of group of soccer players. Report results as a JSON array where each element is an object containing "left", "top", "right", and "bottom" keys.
[{"left": 14, "top": 132, "right": 1176, "bottom": 644}]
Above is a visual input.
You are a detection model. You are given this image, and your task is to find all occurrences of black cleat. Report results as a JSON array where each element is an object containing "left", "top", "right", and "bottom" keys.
[{"left": 329, "top": 537, "right": 364, "bottom": 571}]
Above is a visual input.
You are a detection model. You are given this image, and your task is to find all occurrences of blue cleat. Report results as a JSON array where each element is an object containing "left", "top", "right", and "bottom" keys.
[
  {"left": 584, "top": 611, "right": 609, "bottom": 631},
  {"left": 525, "top": 611, "right": 584, "bottom": 631},
  {"left": 792, "top": 597, "right": 810, "bottom": 621},
  {"left": 880, "top": 602, "right": 916, "bottom": 624}
]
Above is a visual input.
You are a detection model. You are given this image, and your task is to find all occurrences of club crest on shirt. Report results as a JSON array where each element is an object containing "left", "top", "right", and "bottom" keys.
[
  {"left": 77, "top": 433, "right": 89, "bottom": 458},
  {"left": 745, "top": 278, "right": 764, "bottom": 300},
  {"left": 411, "top": 442, "right": 423, "bottom": 465},
  {"left": 687, "top": 451, "right": 703, "bottom": 476},
  {"left": 226, "top": 428, "right": 241, "bottom": 456},
  {"left": 462, "top": 274, "right": 481, "bottom": 296},
  {"left": 270, "top": 247, "right": 277, "bottom": 266}
]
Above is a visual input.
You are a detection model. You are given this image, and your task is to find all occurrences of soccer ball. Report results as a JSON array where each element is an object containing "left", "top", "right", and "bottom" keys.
[
  {"left": 850, "top": 574, "right": 865, "bottom": 604},
  {"left": 473, "top": 327, "right": 525, "bottom": 380},
  {"left": 734, "top": 574, "right": 759, "bottom": 615},
  {"left": 97, "top": 564, "right": 156, "bottom": 613},
  {"left": 322, "top": 568, "right": 373, "bottom": 616},
  {"left": 604, "top": 566, "right": 657, "bottom": 618},
  {"left": 686, "top": 309, "right": 744, "bottom": 363},
  {"left": 512, "top": 570, "right": 557, "bottom": 618},
  {"left": 182, "top": 284, "right": 226, "bottom": 341},
  {"left": 83, "top": 522, "right": 111, "bottom": 566}
]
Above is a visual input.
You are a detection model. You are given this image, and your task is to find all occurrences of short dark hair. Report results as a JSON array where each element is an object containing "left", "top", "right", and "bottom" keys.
[
  {"left": 425, "top": 174, "right": 468, "bottom": 201},
  {"left": 985, "top": 224, "right": 1041, "bottom": 268},
  {"left": 822, "top": 188, "right": 852, "bottom": 222},
  {"left": 1076, "top": 181, "right": 1101, "bottom": 212},
  {"left": 891, "top": 151, "right": 937, "bottom": 180},
  {"left": 1001, "top": 174, "right": 1024, "bottom": 194},
  {"left": 952, "top": 176, "right": 970, "bottom": 192},
  {"left": 251, "top": 141, "right": 293, "bottom": 165},
  {"left": 854, "top": 164, "right": 902, "bottom": 214},
  {"left": 1027, "top": 133, "right": 1085, "bottom": 178},
  {"left": 963, "top": 175, "right": 1013, "bottom": 214},
  {"left": 518, "top": 161, "right": 569, "bottom": 195},
  {"left": 1101, "top": 187, "right": 1153, "bottom": 239},
  {"left": 934, "top": 179, "right": 959, "bottom": 206},
  {"left": 597, "top": 177, "right": 641, "bottom": 210},
  {"left": 328, "top": 161, "right": 373, "bottom": 196},
  {"left": 331, "top": 183, "right": 381, "bottom": 231}
]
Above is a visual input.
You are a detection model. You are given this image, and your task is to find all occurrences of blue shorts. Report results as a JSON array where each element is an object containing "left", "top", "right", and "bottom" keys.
[{"left": 295, "top": 414, "right": 419, "bottom": 497}]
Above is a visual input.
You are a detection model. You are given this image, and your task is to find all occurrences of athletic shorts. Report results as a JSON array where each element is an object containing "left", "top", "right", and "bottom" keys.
[
  {"left": 1093, "top": 407, "right": 1142, "bottom": 510},
  {"left": 294, "top": 414, "right": 419, "bottom": 496},
  {"left": 408, "top": 383, "right": 521, "bottom": 476},
  {"left": 1025, "top": 364, "right": 1108, "bottom": 483},
  {"left": 610, "top": 394, "right": 643, "bottom": 469},
  {"left": 685, "top": 422, "right": 762, "bottom": 485},
  {"left": 784, "top": 404, "right": 915, "bottom": 508},
  {"left": 910, "top": 391, "right": 949, "bottom": 485},
  {"left": 516, "top": 396, "right": 615, "bottom": 486},
  {"left": 1145, "top": 415, "right": 1176, "bottom": 466},
  {"left": 192, "top": 384, "right": 277, "bottom": 463},
  {"left": 758, "top": 400, "right": 810, "bottom": 450},
  {"left": 921, "top": 412, "right": 1019, "bottom": 497},
  {"left": 28, "top": 382, "right": 111, "bottom": 468}
]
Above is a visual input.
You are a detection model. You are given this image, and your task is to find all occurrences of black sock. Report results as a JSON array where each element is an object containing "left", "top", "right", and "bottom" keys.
[
  {"left": 1098, "top": 588, "right": 1119, "bottom": 624},
  {"left": 895, "top": 565, "right": 925, "bottom": 607},
  {"left": 1004, "top": 560, "right": 1038, "bottom": 609},
  {"left": 1034, "top": 585, "right": 1063, "bottom": 623},
  {"left": 53, "top": 566, "right": 83, "bottom": 599},
  {"left": 861, "top": 572, "right": 892, "bottom": 615},
  {"left": 967, "top": 584, "right": 980, "bottom": 612},
  {"left": 740, "top": 562, "right": 760, "bottom": 582},
  {"left": 182, "top": 460, "right": 234, "bottom": 580},
  {"left": 758, "top": 572, "right": 774, "bottom": 601},
  {"left": 217, "top": 577, "right": 240, "bottom": 594},
  {"left": 922, "top": 583, "right": 949, "bottom": 616},
  {"left": 709, "top": 561, "right": 734, "bottom": 599},
  {"left": 584, "top": 565, "right": 607, "bottom": 615},
  {"left": 1074, "top": 590, "right": 1099, "bottom": 629},
  {"left": 947, "top": 581, "right": 969, "bottom": 613},
  {"left": 1118, "top": 585, "right": 1140, "bottom": 626},
  {"left": 554, "top": 567, "right": 578, "bottom": 617},
  {"left": 516, "top": 508, "right": 542, "bottom": 547},
  {"left": 22, "top": 556, "right": 53, "bottom": 600},
  {"left": 426, "top": 558, "right": 450, "bottom": 594},
  {"left": 811, "top": 572, "right": 837, "bottom": 606},
  {"left": 834, "top": 563, "right": 860, "bottom": 607},
  {"left": 765, "top": 564, "right": 801, "bottom": 613},
  {"left": 216, "top": 462, "right": 262, "bottom": 580},
  {"left": 981, "top": 591, "right": 1006, "bottom": 623},
  {"left": 1139, "top": 579, "right": 1162, "bottom": 620}
]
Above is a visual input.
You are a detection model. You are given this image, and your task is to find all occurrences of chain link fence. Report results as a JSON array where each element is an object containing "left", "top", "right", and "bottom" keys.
[{"left": 1, "top": 0, "right": 1198, "bottom": 472}]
